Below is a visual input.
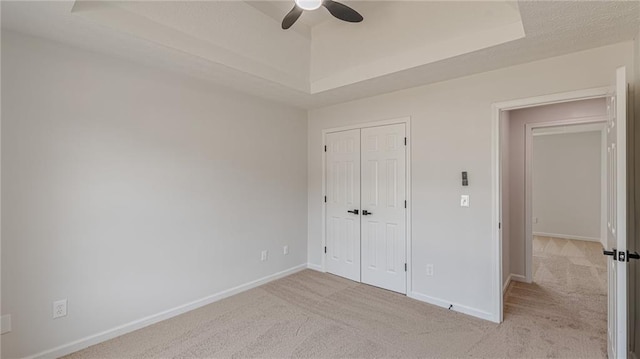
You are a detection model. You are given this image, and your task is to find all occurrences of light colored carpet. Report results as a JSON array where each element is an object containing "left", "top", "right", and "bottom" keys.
[{"left": 66, "top": 237, "right": 607, "bottom": 358}]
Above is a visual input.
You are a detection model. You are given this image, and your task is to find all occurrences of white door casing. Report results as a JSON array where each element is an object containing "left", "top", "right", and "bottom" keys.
[
  {"left": 606, "top": 66, "right": 628, "bottom": 359},
  {"left": 360, "top": 124, "right": 407, "bottom": 294},
  {"left": 325, "top": 129, "right": 361, "bottom": 282},
  {"left": 493, "top": 86, "right": 617, "bottom": 324}
]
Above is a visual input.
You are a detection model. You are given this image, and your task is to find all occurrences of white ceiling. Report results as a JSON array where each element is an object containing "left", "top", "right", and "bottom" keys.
[{"left": 1, "top": 1, "right": 639, "bottom": 109}]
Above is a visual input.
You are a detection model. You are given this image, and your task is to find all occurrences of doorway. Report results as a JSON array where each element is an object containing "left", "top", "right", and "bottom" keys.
[
  {"left": 493, "top": 67, "right": 630, "bottom": 358},
  {"left": 529, "top": 122, "right": 607, "bottom": 293},
  {"left": 499, "top": 99, "right": 611, "bottom": 357},
  {"left": 322, "top": 118, "right": 410, "bottom": 294}
]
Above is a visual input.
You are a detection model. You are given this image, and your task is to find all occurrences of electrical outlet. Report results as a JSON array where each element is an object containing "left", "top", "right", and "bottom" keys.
[
  {"left": 426, "top": 264, "right": 434, "bottom": 276},
  {"left": 261, "top": 250, "right": 268, "bottom": 261},
  {"left": 283, "top": 245, "right": 289, "bottom": 255},
  {"left": 1, "top": 315, "right": 12, "bottom": 334},
  {"left": 53, "top": 299, "right": 67, "bottom": 319}
]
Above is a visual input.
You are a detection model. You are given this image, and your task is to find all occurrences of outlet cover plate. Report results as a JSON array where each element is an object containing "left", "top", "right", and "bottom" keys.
[
  {"left": 426, "top": 264, "right": 434, "bottom": 276},
  {"left": 53, "top": 299, "right": 67, "bottom": 319},
  {"left": 1, "top": 315, "right": 11, "bottom": 334}
]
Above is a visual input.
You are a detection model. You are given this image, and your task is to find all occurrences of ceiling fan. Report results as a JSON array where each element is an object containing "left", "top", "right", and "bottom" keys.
[{"left": 282, "top": 0, "right": 363, "bottom": 29}]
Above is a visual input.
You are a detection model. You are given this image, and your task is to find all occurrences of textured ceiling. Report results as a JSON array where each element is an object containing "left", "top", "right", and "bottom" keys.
[{"left": 1, "top": 1, "right": 639, "bottom": 109}]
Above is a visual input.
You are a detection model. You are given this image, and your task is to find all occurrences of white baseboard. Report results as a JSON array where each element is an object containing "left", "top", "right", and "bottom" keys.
[
  {"left": 503, "top": 274, "right": 512, "bottom": 294},
  {"left": 503, "top": 273, "right": 529, "bottom": 294},
  {"left": 510, "top": 274, "right": 527, "bottom": 283},
  {"left": 24, "top": 264, "right": 308, "bottom": 359},
  {"left": 533, "top": 232, "right": 601, "bottom": 242},
  {"left": 306, "top": 263, "right": 323, "bottom": 272},
  {"left": 408, "top": 291, "right": 494, "bottom": 323}
]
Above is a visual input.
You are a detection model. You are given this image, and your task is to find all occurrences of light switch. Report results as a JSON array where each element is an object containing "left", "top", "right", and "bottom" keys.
[{"left": 460, "top": 195, "right": 470, "bottom": 207}]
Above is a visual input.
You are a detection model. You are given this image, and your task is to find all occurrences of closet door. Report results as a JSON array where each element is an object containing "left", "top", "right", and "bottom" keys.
[
  {"left": 360, "top": 124, "right": 407, "bottom": 294},
  {"left": 325, "top": 129, "right": 361, "bottom": 282}
]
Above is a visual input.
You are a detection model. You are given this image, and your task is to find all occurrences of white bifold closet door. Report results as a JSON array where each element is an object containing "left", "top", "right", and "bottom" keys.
[
  {"left": 325, "top": 123, "right": 407, "bottom": 294},
  {"left": 325, "top": 129, "right": 361, "bottom": 282},
  {"left": 360, "top": 124, "right": 407, "bottom": 293}
]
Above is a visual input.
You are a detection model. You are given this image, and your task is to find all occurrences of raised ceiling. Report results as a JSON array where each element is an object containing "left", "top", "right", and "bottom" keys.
[{"left": 1, "top": 1, "right": 639, "bottom": 109}]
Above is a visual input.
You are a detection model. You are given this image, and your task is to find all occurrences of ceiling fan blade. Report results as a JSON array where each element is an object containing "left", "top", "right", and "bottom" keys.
[
  {"left": 282, "top": 5, "right": 304, "bottom": 29},
  {"left": 322, "top": 0, "right": 363, "bottom": 23}
]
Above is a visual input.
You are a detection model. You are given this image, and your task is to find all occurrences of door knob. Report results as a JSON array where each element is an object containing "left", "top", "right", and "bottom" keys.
[
  {"left": 362, "top": 210, "right": 372, "bottom": 215},
  {"left": 347, "top": 209, "right": 359, "bottom": 215}
]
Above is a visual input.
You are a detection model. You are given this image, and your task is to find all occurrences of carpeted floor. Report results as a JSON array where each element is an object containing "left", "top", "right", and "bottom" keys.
[{"left": 65, "top": 236, "right": 607, "bottom": 358}]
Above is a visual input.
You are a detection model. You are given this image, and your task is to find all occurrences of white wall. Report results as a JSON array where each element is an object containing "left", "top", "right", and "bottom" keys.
[
  {"left": 1, "top": 31, "right": 308, "bottom": 359},
  {"left": 308, "top": 42, "right": 634, "bottom": 320},
  {"left": 532, "top": 131, "right": 602, "bottom": 241},
  {"left": 506, "top": 99, "right": 607, "bottom": 278}
]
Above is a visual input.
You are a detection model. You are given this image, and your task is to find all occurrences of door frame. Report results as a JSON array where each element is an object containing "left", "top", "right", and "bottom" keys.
[
  {"left": 321, "top": 116, "right": 412, "bottom": 294},
  {"left": 525, "top": 117, "right": 607, "bottom": 283},
  {"left": 491, "top": 86, "right": 614, "bottom": 323}
]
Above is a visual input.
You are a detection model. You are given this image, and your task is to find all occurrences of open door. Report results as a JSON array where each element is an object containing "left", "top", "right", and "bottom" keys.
[{"left": 604, "top": 66, "right": 629, "bottom": 359}]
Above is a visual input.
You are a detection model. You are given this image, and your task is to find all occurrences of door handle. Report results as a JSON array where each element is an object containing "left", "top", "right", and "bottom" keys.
[
  {"left": 626, "top": 251, "right": 639, "bottom": 261},
  {"left": 362, "top": 210, "right": 372, "bottom": 216},
  {"left": 347, "top": 209, "right": 359, "bottom": 215}
]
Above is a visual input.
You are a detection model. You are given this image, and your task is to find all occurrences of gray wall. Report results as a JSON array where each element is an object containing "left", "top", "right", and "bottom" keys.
[
  {"left": 532, "top": 131, "right": 602, "bottom": 241},
  {"left": 308, "top": 42, "right": 634, "bottom": 320},
  {"left": 1, "top": 31, "right": 308, "bottom": 358}
]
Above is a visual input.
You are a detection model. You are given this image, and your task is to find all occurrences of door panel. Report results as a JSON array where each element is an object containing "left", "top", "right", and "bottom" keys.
[
  {"left": 607, "top": 66, "right": 628, "bottom": 359},
  {"left": 325, "top": 129, "right": 361, "bottom": 282},
  {"left": 361, "top": 124, "right": 407, "bottom": 293}
]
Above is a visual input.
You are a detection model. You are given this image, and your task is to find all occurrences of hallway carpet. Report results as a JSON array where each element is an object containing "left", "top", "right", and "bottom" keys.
[{"left": 66, "top": 237, "right": 606, "bottom": 358}]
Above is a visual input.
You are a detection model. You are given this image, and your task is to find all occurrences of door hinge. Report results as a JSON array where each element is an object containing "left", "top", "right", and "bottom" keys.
[
  {"left": 404, "top": 200, "right": 407, "bottom": 208},
  {"left": 404, "top": 263, "right": 407, "bottom": 272},
  {"left": 499, "top": 222, "right": 501, "bottom": 229},
  {"left": 324, "top": 195, "right": 327, "bottom": 203},
  {"left": 404, "top": 137, "right": 407, "bottom": 146},
  {"left": 324, "top": 145, "right": 327, "bottom": 152},
  {"left": 324, "top": 246, "right": 327, "bottom": 254}
]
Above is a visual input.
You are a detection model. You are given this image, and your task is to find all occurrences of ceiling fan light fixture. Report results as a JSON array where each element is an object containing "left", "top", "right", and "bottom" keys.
[{"left": 294, "top": 0, "right": 322, "bottom": 11}]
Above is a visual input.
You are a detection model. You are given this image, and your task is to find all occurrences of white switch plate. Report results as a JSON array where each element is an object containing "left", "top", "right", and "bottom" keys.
[
  {"left": 460, "top": 195, "right": 470, "bottom": 207},
  {"left": 283, "top": 245, "right": 289, "bottom": 255},
  {"left": 426, "top": 264, "right": 434, "bottom": 276},
  {"left": 261, "top": 250, "right": 268, "bottom": 261},
  {"left": 1, "top": 315, "right": 11, "bottom": 334},
  {"left": 53, "top": 299, "right": 67, "bottom": 319}
]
